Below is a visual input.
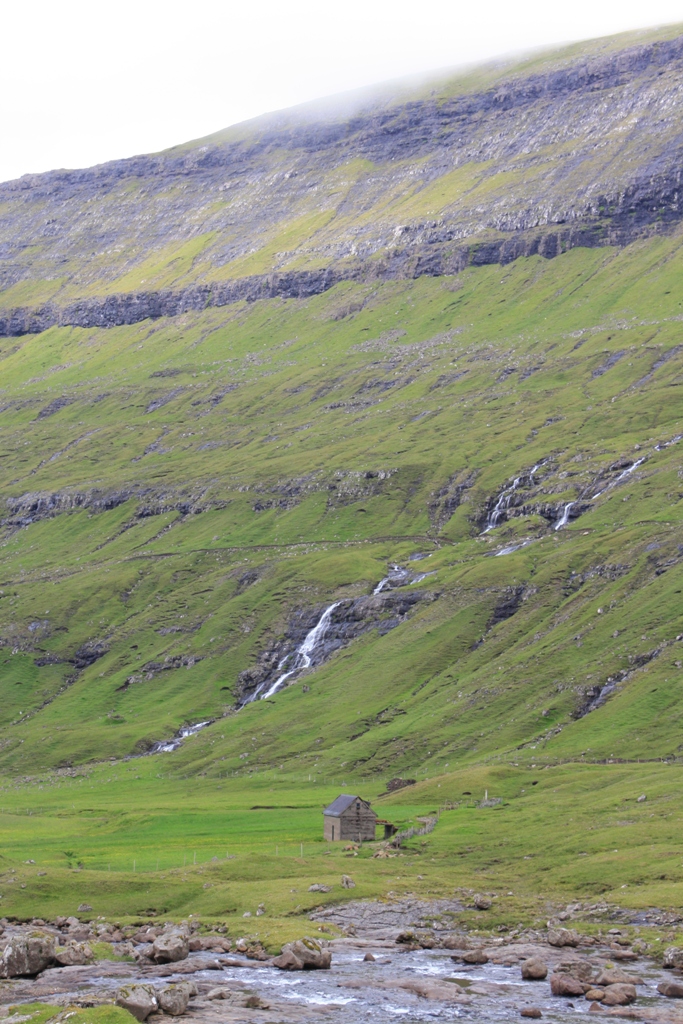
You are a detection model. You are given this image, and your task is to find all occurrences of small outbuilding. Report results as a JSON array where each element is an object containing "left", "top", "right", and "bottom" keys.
[{"left": 323, "top": 794, "right": 377, "bottom": 842}]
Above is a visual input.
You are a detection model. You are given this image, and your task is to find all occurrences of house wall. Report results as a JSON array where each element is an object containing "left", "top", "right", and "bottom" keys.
[
  {"left": 338, "top": 804, "right": 377, "bottom": 841},
  {"left": 324, "top": 816, "right": 341, "bottom": 842}
]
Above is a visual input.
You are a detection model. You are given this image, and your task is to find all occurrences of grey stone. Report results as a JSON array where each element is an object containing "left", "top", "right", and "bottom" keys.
[
  {"left": 281, "top": 937, "right": 331, "bottom": 970},
  {"left": 157, "top": 981, "right": 196, "bottom": 1015},
  {"left": 54, "top": 941, "right": 93, "bottom": 966},
  {"left": 152, "top": 931, "right": 189, "bottom": 963},
  {"left": 0, "top": 933, "right": 56, "bottom": 977},
  {"left": 550, "top": 974, "right": 585, "bottom": 997},
  {"left": 521, "top": 958, "right": 548, "bottom": 980},
  {"left": 116, "top": 984, "right": 158, "bottom": 1021}
]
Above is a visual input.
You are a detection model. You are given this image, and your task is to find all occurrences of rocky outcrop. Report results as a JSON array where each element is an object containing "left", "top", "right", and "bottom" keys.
[
  {"left": 0, "top": 932, "right": 56, "bottom": 976},
  {"left": 4, "top": 33, "right": 683, "bottom": 335},
  {"left": 236, "top": 588, "right": 435, "bottom": 704}
]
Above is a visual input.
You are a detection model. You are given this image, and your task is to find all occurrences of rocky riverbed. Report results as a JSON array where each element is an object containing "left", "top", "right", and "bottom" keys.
[{"left": 2, "top": 903, "right": 683, "bottom": 1023}]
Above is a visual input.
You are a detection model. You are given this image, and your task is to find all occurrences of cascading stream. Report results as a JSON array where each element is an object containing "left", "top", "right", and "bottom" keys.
[
  {"left": 150, "top": 720, "right": 212, "bottom": 754},
  {"left": 554, "top": 501, "right": 575, "bottom": 530},
  {"left": 253, "top": 602, "right": 341, "bottom": 701},
  {"left": 483, "top": 462, "right": 542, "bottom": 532},
  {"left": 593, "top": 456, "right": 646, "bottom": 499}
]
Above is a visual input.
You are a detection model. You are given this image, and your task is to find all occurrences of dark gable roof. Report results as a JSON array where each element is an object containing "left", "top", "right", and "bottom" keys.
[{"left": 323, "top": 793, "right": 374, "bottom": 816}]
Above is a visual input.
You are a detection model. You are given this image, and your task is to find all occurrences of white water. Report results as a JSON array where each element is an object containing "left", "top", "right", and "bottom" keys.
[
  {"left": 554, "top": 501, "right": 574, "bottom": 530},
  {"left": 593, "top": 456, "right": 646, "bottom": 499},
  {"left": 255, "top": 602, "right": 341, "bottom": 701},
  {"left": 484, "top": 462, "right": 542, "bottom": 532},
  {"left": 373, "top": 565, "right": 409, "bottom": 594},
  {"left": 151, "top": 719, "right": 212, "bottom": 754},
  {"left": 495, "top": 539, "right": 534, "bottom": 556}
]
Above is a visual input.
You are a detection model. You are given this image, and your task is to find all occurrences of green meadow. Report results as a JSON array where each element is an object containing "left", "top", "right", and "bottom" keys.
[{"left": 1, "top": 231, "right": 683, "bottom": 936}]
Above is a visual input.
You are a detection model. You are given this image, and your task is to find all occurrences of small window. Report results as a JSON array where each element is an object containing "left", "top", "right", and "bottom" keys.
[{"left": 356, "top": 802, "right": 360, "bottom": 809}]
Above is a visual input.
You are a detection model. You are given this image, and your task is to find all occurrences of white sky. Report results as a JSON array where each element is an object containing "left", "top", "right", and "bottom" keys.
[{"left": 2, "top": 0, "right": 682, "bottom": 184}]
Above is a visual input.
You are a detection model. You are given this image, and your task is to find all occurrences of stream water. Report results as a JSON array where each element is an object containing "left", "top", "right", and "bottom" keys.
[
  {"left": 484, "top": 464, "right": 543, "bottom": 533},
  {"left": 31, "top": 945, "right": 672, "bottom": 1024},
  {"left": 251, "top": 602, "right": 341, "bottom": 701}
]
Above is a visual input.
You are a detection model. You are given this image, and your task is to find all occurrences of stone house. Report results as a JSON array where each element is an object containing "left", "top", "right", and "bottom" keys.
[{"left": 323, "top": 794, "right": 377, "bottom": 841}]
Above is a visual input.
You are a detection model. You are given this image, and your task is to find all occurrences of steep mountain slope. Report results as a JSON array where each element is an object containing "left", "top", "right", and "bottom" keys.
[
  {"left": 0, "top": 25, "right": 682, "bottom": 795},
  {"left": 2, "top": 23, "right": 683, "bottom": 332}
]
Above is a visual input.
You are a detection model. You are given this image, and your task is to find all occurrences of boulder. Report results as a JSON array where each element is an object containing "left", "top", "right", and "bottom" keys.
[
  {"left": 601, "top": 984, "right": 636, "bottom": 1006},
  {"left": 152, "top": 931, "right": 189, "bottom": 963},
  {"left": 595, "top": 969, "right": 643, "bottom": 987},
  {"left": 341, "top": 875, "right": 356, "bottom": 889},
  {"left": 521, "top": 1009, "right": 542, "bottom": 1019},
  {"left": 281, "top": 938, "right": 331, "bottom": 970},
  {"left": 548, "top": 928, "right": 581, "bottom": 948},
  {"left": 271, "top": 949, "right": 305, "bottom": 971},
  {"left": 550, "top": 974, "right": 585, "bottom": 997},
  {"left": 585, "top": 989, "right": 605, "bottom": 1001},
  {"left": 474, "top": 894, "right": 492, "bottom": 910},
  {"left": 462, "top": 948, "right": 489, "bottom": 964},
  {"left": 364, "top": 952, "right": 376, "bottom": 962},
  {"left": 521, "top": 958, "right": 548, "bottom": 981},
  {"left": 658, "top": 981, "right": 683, "bottom": 998},
  {"left": 133, "top": 943, "right": 154, "bottom": 962},
  {"left": 54, "top": 941, "right": 93, "bottom": 966},
  {"left": 67, "top": 926, "right": 91, "bottom": 942},
  {"left": 77, "top": 903, "right": 93, "bottom": 912},
  {"left": 557, "top": 959, "right": 594, "bottom": 982},
  {"left": 663, "top": 946, "right": 683, "bottom": 970},
  {"left": 308, "top": 884, "right": 332, "bottom": 893},
  {"left": 116, "top": 984, "right": 158, "bottom": 1021},
  {"left": 0, "top": 933, "right": 56, "bottom": 977},
  {"left": 157, "top": 981, "right": 196, "bottom": 1015}
]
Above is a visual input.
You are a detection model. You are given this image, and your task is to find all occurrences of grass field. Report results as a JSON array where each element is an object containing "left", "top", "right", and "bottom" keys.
[{"left": 1, "top": 228, "right": 683, "bottom": 936}]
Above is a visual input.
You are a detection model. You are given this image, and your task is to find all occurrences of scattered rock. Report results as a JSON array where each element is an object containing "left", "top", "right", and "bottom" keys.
[
  {"left": 280, "top": 937, "right": 331, "bottom": 970},
  {"left": 462, "top": 949, "right": 489, "bottom": 965},
  {"left": 308, "top": 884, "right": 332, "bottom": 893},
  {"left": 595, "top": 969, "right": 643, "bottom": 986},
  {"left": 557, "top": 959, "right": 594, "bottom": 982},
  {"left": 364, "top": 952, "right": 376, "bottom": 962},
  {"left": 152, "top": 931, "right": 189, "bottom": 963},
  {"left": 548, "top": 927, "right": 581, "bottom": 947},
  {"left": 474, "top": 894, "right": 492, "bottom": 910},
  {"left": 521, "top": 958, "right": 548, "bottom": 980},
  {"left": 341, "top": 875, "right": 356, "bottom": 889},
  {"left": 663, "top": 946, "right": 683, "bottom": 969},
  {"left": 585, "top": 989, "right": 605, "bottom": 1001},
  {"left": 116, "top": 983, "right": 159, "bottom": 1021},
  {"left": 550, "top": 974, "right": 586, "bottom": 997},
  {"left": 271, "top": 949, "right": 305, "bottom": 971},
  {"left": 54, "top": 941, "right": 93, "bottom": 966},
  {"left": 658, "top": 981, "right": 683, "bottom": 998},
  {"left": 637, "top": 794, "right": 647, "bottom": 802},
  {"left": 601, "top": 983, "right": 637, "bottom": 1006},
  {"left": 157, "top": 981, "right": 196, "bottom": 1015},
  {"left": 521, "top": 1009, "right": 542, "bottom": 1019},
  {"left": 77, "top": 903, "right": 93, "bottom": 912},
  {"left": 0, "top": 933, "right": 56, "bottom": 977}
]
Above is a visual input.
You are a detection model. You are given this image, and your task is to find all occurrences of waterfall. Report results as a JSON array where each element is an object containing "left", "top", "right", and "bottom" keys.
[
  {"left": 150, "top": 719, "right": 212, "bottom": 754},
  {"left": 593, "top": 456, "right": 646, "bottom": 499},
  {"left": 613, "top": 456, "right": 645, "bottom": 485},
  {"left": 484, "top": 462, "right": 542, "bottom": 532},
  {"left": 373, "top": 565, "right": 409, "bottom": 594},
  {"left": 254, "top": 602, "right": 341, "bottom": 701},
  {"left": 555, "top": 501, "right": 574, "bottom": 530}
]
